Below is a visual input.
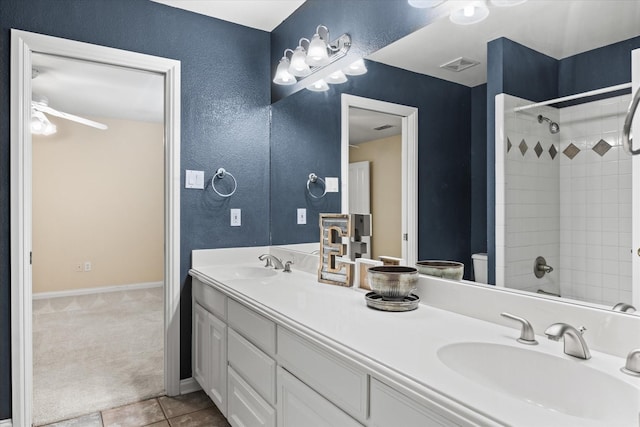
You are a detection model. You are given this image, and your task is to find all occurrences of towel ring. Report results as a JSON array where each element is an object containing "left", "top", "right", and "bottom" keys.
[
  {"left": 211, "top": 168, "right": 237, "bottom": 197},
  {"left": 307, "top": 173, "right": 326, "bottom": 199}
]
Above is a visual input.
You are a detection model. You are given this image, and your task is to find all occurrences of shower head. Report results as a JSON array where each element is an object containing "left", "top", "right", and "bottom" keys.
[{"left": 538, "top": 114, "right": 560, "bottom": 134}]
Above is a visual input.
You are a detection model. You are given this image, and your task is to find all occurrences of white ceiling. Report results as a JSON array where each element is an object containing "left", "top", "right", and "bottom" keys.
[
  {"left": 32, "top": 53, "right": 164, "bottom": 124},
  {"left": 151, "top": 0, "right": 306, "bottom": 31},
  {"left": 349, "top": 108, "right": 402, "bottom": 145},
  {"left": 369, "top": 0, "right": 640, "bottom": 87}
]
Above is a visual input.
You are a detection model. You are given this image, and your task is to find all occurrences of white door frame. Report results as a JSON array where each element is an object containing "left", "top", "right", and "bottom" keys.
[
  {"left": 341, "top": 94, "right": 418, "bottom": 266},
  {"left": 632, "top": 48, "right": 640, "bottom": 309},
  {"left": 10, "top": 30, "right": 181, "bottom": 426}
]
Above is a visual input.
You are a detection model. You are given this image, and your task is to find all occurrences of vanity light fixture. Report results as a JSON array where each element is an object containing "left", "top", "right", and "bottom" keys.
[
  {"left": 307, "top": 79, "right": 330, "bottom": 92},
  {"left": 449, "top": 1, "right": 490, "bottom": 25},
  {"left": 274, "top": 24, "right": 364, "bottom": 91},
  {"left": 273, "top": 49, "right": 296, "bottom": 85},
  {"left": 343, "top": 59, "right": 368, "bottom": 76},
  {"left": 407, "top": 0, "right": 445, "bottom": 8}
]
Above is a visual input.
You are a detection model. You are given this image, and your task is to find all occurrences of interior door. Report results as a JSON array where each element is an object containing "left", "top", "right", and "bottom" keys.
[{"left": 349, "top": 161, "right": 371, "bottom": 258}]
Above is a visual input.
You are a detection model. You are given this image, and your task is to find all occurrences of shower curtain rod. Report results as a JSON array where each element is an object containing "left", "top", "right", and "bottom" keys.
[{"left": 513, "top": 82, "right": 632, "bottom": 112}]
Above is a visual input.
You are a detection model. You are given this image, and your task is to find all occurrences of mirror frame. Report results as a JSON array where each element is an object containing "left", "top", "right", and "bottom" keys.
[{"left": 340, "top": 94, "right": 419, "bottom": 266}]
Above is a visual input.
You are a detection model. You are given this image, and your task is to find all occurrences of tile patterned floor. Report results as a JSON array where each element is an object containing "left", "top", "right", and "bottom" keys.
[{"left": 39, "top": 391, "right": 230, "bottom": 427}]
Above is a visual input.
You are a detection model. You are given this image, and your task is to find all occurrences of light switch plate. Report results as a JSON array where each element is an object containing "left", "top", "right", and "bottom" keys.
[
  {"left": 297, "top": 208, "right": 306, "bottom": 225},
  {"left": 230, "top": 209, "right": 241, "bottom": 226},
  {"left": 325, "top": 177, "right": 339, "bottom": 193},
  {"left": 185, "top": 170, "right": 204, "bottom": 189}
]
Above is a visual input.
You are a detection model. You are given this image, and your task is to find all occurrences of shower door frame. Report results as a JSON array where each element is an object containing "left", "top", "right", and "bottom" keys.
[
  {"left": 10, "top": 30, "right": 182, "bottom": 426},
  {"left": 632, "top": 48, "right": 640, "bottom": 309}
]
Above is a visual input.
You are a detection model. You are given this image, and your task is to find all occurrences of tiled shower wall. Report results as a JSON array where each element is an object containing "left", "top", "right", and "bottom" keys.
[
  {"left": 557, "top": 95, "right": 632, "bottom": 305},
  {"left": 497, "top": 94, "right": 632, "bottom": 306}
]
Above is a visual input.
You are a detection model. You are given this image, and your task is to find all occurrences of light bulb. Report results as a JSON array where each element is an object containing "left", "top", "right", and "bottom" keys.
[
  {"left": 464, "top": 5, "right": 474, "bottom": 17},
  {"left": 306, "top": 79, "right": 329, "bottom": 92},
  {"left": 450, "top": 1, "right": 489, "bottom": 25},
  {"left": 343, "top": 59, "right": 367, "bottom": 76},
  {"left": 326, "top": 70, "right": 348, "bottom": 84},
  {"left": 273, "top": 56, "right": 296, "bottom": 85},
  {"left": 289, "top": 46, "right": 310, "bottom": 77}
]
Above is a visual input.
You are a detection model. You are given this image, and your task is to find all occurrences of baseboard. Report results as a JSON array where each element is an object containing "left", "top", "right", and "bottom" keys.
[
  {"left": 0, "top": 419, "right": 12, "bottom": 427},
  {"left": 180, "top": 377, "right": 202, "bottom": 395},
  {"left": 33, "top": 281, "right": 163, "bottom": 300}
]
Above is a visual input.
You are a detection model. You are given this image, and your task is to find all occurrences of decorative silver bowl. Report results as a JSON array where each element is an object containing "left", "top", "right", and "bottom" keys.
[
  {"left": 416, "top": 260, "right": 464, "bottom": 280},
  {"left": 367, "top": 266, "right": 419, "bottom": 301}
]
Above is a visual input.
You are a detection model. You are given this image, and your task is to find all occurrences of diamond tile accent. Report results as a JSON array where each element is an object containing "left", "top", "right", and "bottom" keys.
[
  {"left": 563, "top": 143, "right": 580, "bottom": 160},
  {"left": 519, "top": 139, "right": 528, "bottom": 156},
  {"left": 592, "top": 139, "right": 612, "bottom": 157},
  {"left": 507, "top": 137, "right": 512, "bottom": 153},
  {"left": 534, "top": 141, "right": 543, "bottom": 158},
  {"left": 549, "top": 144, "right": 557, "bottom": 160}
]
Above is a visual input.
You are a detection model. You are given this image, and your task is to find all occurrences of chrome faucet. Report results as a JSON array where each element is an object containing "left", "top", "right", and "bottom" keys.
[
  {"left": 258, "top": 254, "right": 284, "bottom": 270},
  {"left": 621, "top": 349, "right": 640, "bottom": 376},
  {"left": 500, "top": 312, "right": 538, "bottom": 345},
  {"left": 544, "top": 323, "right": 591, "bottom": 359},
  {"left": 612, "top": 302, "right": 636, "bottom": 313}
]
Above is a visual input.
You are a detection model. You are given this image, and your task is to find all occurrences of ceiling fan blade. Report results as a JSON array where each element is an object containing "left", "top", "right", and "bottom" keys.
[{"left": 32, "top": 102, "right": 108, "bottom": 130}]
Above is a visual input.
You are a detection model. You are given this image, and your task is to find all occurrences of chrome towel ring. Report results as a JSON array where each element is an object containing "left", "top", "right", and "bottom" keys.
[
  {"left": 211, "top": 168, "right": 237, "bottom": 197},
  {"left": 307, "top": 173, "right": 326, "bottom": 199},
  {"left": 623, "top": 86, "right": 640, "bottom": 155}
]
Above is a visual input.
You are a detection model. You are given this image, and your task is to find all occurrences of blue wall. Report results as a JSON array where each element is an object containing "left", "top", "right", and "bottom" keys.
[
  {"left": 271, "top": 61, "right": 473, "bottom": 277},
  {"left": 471, "top": 84, "right": 487, "bottom": 259},
  {"left": 486, "top": 36, "right": 640, "bottom": 284},
  {"left": 0, "top": 0, "right": 271, "bottom": 418}
]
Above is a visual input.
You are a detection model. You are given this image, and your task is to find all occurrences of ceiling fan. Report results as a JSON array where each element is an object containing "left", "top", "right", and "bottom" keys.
[{"left": 31, "top": 67, "right": 108, "bottom": 135}]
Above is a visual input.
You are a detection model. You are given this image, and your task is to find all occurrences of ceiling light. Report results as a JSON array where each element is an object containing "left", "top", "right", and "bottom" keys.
[
  {"left": 289, "top": 39, "right": 311, "bottom": 77},
  {"left": 326, "top": 70, "right": 348, "bottom": 84},
  {"left": 273, "top": 49, "right": 296, "bottom": 85},
  {"left": 407, "top": 0, "right": 445, "bottom": 7},
  {"left": 306, "top": 26, "right": 331, "bottom": 66},
  {"left": 306, "top": 79, "right": 329, "bottom": 92},
  {"left": 450, "top": 1, "right": 490, "bottom": 25},
  {"left": 343, "top": 59, "right": 368, "bottom": 76},
  {"left": 31, "top": 109, "right": 57, "bottom": 136}
]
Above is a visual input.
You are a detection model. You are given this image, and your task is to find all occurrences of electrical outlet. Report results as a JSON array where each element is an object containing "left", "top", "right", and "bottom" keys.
[
  {"left": 297, "top": 208, "right": 306, "bottom": 225},
  {"left": 231, "top": 209, "right": 241, "bottom": 227},
  {"left": 75, "top": 263, "right": 83, "bottom": 272},
  {"left": 84, "top": 261, "right": 92, "bottom": 272}
]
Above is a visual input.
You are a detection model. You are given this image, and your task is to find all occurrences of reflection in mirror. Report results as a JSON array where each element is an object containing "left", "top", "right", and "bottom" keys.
[
  {"left": 348, "top": 107, "right": 402, "bottom": 261},
  {"left": 341, "top": 95, "right": 418, "bottom": 267},
  {"left": 371, "top": 0, "right": 640, "bottom": 311}
]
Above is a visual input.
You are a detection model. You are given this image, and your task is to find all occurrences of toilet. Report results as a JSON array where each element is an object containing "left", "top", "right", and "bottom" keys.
[{"left": 472, "top": 253, "right": 488, "bottom": 284}]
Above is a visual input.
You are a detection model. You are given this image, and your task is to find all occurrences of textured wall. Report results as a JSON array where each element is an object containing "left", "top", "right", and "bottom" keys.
[
  {"left": 271, "top": 61, "right": 473, "bottom": 276},
  {"left": 471, "top": 84, "right": 487, "bottom": 258},
  {"left": 0, "top": 0, "right": 270, "bottom": 418}
]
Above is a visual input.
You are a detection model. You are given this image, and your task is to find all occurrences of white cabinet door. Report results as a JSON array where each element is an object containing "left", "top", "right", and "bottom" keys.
[
  {"left": 228, "top": 367, "right": 275, "bottom": 427},
  {"left": 277, "top": 367, "right": 362, "bottom": 427},
  {"left": 192, "top": 302, "right": 210, "bottom": 392},
  {"left": 207, "top": 312, "right": 227, "bottom": 416},
  {"left": 193, "top": 301, "right": 228, "bottom": 416}
]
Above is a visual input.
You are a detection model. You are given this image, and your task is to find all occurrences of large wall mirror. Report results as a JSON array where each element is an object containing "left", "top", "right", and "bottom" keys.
[{"left": 270, "top": 0, "right": 640, "bottom": 313}]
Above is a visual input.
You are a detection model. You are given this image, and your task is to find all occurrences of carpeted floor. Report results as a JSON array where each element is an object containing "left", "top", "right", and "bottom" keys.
[{"left": 32, "top": 286, "right": 165, "bottom": 426}]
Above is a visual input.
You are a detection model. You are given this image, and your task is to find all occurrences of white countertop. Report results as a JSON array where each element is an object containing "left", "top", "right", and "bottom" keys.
[{"left": 190, "top": 253, "right": 640, "bottom": 427}]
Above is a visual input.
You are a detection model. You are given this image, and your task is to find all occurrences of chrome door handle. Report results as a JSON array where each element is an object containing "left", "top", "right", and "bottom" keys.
[{"left": 622, "top": 86, "right": 640, "bottom": 155}]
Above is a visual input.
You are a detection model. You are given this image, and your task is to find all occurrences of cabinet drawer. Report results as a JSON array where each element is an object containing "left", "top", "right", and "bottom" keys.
[
  {"left": 228, "top": 299, "right": 276, "bottom": 355},
  {"left": 193, "top": 277, "right": 226, "bottom": 320},
  {"left": 277, "top": 366, "right": 362, "bottom": 427},
  {"left": 276, "top": 327, "right": 368, "bottom": 422},
  {"left": 228, "top": 328, "right": 276, "bottom": 405},
  {"left": 370, "top": 379, "right": 462, "bottom": 427},
  {"left": 228, "top": 367, "right": 275, "bottom": 427}
]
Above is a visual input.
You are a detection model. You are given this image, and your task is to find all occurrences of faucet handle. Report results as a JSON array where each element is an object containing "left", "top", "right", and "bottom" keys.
[
  {"left": 621, "top": 349, "right": 640, "bottom": 376},
  {"left": 501, "top": 312, "right": 538, "bottom": 345},
  {"left": 284, "top": 260, "right": 294, "bottom": 273}
]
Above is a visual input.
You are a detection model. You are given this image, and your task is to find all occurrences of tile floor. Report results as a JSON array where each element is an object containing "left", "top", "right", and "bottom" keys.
[{"left": 39, "top": 391, "right": 230, "bottom": 427}]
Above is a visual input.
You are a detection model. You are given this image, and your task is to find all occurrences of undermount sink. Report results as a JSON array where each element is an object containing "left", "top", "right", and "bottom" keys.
[
  {"left": 437, "top": 342, "right": 639, "bottom": 423},
  {"left": 213, "top": 265, "right": 278, "bottom": 280}
]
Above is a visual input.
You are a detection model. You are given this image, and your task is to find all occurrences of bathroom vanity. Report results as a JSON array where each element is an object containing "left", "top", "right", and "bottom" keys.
[{"left": 190, "top": 247, "right": 640, "bottom": 427}]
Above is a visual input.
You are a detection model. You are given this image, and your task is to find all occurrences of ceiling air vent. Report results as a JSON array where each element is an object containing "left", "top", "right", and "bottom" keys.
[
  {"left": 440, "top": 57, "right": 480, "bottom": 72},
  {"left": 374, "top": 124, "right": 394, "bottom": 131}
]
